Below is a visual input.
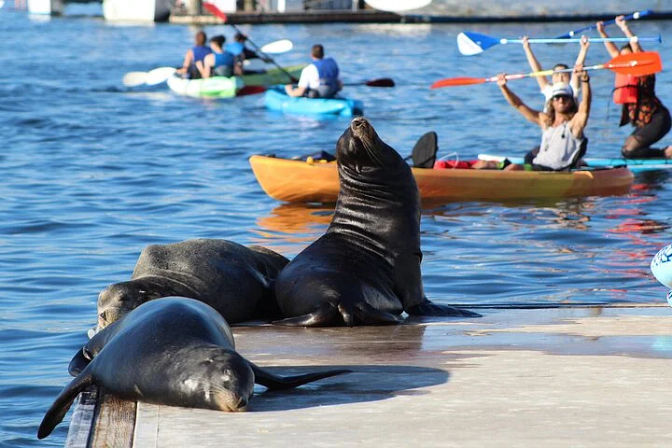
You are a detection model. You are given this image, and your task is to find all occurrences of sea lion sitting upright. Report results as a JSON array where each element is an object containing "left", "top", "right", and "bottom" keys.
[
  {"left": 38, "top": 297, "right": 350, "bottom": 439},
  {"left": 274, "top": 117, "right": 480, "bottom": 326},
  {"left": 97, "top": 239, "right": 288, "bottom": 329}
]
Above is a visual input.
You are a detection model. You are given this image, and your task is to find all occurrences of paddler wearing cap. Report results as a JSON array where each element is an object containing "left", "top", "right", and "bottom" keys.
[{"left": 495, "top": 66, "right": 591, "bottom": 171}]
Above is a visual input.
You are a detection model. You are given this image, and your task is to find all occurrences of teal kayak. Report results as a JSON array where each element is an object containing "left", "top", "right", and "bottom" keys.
[
  {"left": 478, "top": 153, "right": 672, "bottom": 172},
  {"left": 264, "top": 86, "right": 363, "bottom": 117}
]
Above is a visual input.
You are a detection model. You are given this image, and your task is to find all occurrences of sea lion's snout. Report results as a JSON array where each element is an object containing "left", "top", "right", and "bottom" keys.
[{"left": 349, "top": 117, "right": 371, "bottom": 136}]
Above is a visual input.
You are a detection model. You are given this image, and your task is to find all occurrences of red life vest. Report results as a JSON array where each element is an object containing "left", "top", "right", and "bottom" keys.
[{"left": 613, "top": 74, "right": 638, "bottom": 104}]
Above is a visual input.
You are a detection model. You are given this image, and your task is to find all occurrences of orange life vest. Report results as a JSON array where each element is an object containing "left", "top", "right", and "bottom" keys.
[{"left": 613, "top": 74, "right": 638, "bottom": 104}]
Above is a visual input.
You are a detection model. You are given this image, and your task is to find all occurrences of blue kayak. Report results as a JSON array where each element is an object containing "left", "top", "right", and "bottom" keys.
[
  {"left": 478, "top": 153, "right": 672, "bottom": 173},
  {"left": 264, "top": 86, "right": 363, "bottom": 117}
]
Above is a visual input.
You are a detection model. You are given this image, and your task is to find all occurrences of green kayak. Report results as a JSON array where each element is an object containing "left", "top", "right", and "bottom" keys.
[{"left": 167, "top": 65, "right": 305, "bottom": 99}]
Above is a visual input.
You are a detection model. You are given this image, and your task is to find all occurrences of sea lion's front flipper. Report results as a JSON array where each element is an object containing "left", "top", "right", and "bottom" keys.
[
  {"left": 68, "top": 320, "right": 121, "bottom": 376},
  {"left": 250, "top": 362, "right": 351, "bottom": 390},
  {"left": 352, "top": 302, "right": 403, "bottom": 325},
  {"left": 68, "top": 349, "right": 90, "bottom": 376},
  {"left": 405, "top": 299, "right": 481, "bottom": 318},
  {"left": 38, "top": 371, "right": 94, "bottom": 439},
  {"left": 272, "top": 302, "right": 341, "bottom": 327}
]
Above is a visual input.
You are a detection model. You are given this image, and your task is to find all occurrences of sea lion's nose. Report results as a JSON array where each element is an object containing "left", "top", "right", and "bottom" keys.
[
  {"left": 350, "top": 117, "right": 368, "bottom": 130},
  {"left": 236, "top": 396, "right": 247, "bottom": 409}
]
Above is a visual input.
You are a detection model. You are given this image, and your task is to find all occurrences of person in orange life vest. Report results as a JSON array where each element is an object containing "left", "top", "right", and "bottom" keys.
[
  {"left": 176, "top": 30, "right": 212, "bottom": 80},
  {"left": 521, "top": 35, "right": 590, "bottom": 112},
  {"left": 597, "top": 16, "right": 672, "bottom": 159},
  {"left": 285, "top": 44, "right": 343, "bottom": 99}
]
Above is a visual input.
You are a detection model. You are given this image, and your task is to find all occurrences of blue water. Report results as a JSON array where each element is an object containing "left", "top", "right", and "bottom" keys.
[{"left": 2, "top": 5, "right": 672, "bottom": 446}]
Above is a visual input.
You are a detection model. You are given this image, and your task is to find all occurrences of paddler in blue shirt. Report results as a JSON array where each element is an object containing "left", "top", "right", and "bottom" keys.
[
  {"left": 197, "top": 35, "right": 242, "bottom": 79},
  {"left": 176, "top": 30, "right": 212, "bottom": 79},
  {"left": 494, "top": 67, "right": 592, "bottom": 171},
  {"left": 226, "top": 33, "right": 269, "bottom": 63},
  {"left": 285, "top": 44, "right": 343, "bottom": 98}
]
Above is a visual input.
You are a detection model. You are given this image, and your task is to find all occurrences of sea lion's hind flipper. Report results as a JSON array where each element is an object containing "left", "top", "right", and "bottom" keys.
[
  {"left": 250, "top": 362, "right": 351, "bottom": 390},
  {"left": 352, "top": 302, "right": 403, "bottom": 325},
  {"left": 272, "top": 303, "right": 340, "bottom": 326},
  {"left": 405, "top": 299, "right": 481, "bottom": 318},
  {"left": 38, "top": 372, "right": 94, "bottom": 439}
]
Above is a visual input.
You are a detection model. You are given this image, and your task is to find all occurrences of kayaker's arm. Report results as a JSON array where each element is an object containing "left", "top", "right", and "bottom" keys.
[
  {"left": 570, "top": 36, "right": 590, "bottom": 96},
  {"left": 571, "top": 69, "right": 591, "bottom": 139},
  {"left": 615, "top": 16, "right": 643, "bottom": 52},
  {"left": 596, "top": 21, "right": 619, "bottom": 57},
  {"left": 197, "top": 54, "right": 213, "bottom": 79},
  {"left": 497, "top": 74, "right": 541, "bottom": 126},
  {"left": 285, "top": 84, "right": 307, "bottom": 97},
  {"left": 522, "top": 36, "right": 549, "bottom": 92},
  {"left": 176, "top": 49, "right": 194, "bottom": 75}
]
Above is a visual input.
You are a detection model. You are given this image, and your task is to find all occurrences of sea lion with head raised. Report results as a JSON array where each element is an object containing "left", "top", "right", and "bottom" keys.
[
  {"left": 274, "top": 118, "right": 480, "bottom": 326},
  {"left": 97, "top": 239, "right": 288, "bottom": 329},
  {"left": 38, "top": 297, "right": 350, "bottom": 439}
]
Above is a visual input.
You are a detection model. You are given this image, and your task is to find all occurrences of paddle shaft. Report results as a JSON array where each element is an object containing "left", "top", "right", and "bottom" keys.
[
  {"left": 499, "top": 36, "right": 660, "bottom": 45},
  {"left": 556, "top": 9, "right": 652, "bottom": 38}
]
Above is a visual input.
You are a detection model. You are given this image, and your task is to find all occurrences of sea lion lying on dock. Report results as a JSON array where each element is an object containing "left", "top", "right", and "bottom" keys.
[
  {"left": 274, "top": 117, "right": 480, "bottom": 326},
  {"left": 97, "top": 239, "right": 288, "bottom": 329},
  {"left": 38, "top": 297, "right": 350, "bottom": 439}
]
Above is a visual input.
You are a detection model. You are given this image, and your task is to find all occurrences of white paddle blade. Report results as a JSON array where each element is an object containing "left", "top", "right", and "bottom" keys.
[
  {"left": 122, "top": 71, "right": 149, "bottom": 87},
  {"left": 456, "top": 32, "right": 484, "bottom": 56},
  {"left": 145, "top": 67, "right": 177, "bottom": 86},
  {"left": 260, "top": 39, "right": 293, "bottom": 54}
]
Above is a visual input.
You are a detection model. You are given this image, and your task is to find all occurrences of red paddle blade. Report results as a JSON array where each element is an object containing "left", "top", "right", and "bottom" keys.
[
  {"left": 431, "top": 77, "right": 488, "bottom": 89},
  {"left": 607, "top": 51, "right": 663, "bottom": 76},
  {"left": 203, "top": 2, "right": 228, "bottom": 22},
  {"left": 237, "top": 85, "right": 267, "bottom": 96},
  {"left": 365, "top": 78, "right": 395, "bottom": 87}
]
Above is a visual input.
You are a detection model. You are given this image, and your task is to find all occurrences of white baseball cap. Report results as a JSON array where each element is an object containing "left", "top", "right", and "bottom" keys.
[{"left": 551, "top": 82, "right": 574, "bottom": 98}]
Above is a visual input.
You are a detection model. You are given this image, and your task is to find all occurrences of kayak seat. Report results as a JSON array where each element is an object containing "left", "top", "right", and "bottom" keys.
[{"left": 410, "top": 131, "right": 438, "bottom": 168}]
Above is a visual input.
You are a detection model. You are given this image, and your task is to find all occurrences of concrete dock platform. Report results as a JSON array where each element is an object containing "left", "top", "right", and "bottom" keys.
[{"left": 66, "top": 304, "right": 672, "bottom": 447}]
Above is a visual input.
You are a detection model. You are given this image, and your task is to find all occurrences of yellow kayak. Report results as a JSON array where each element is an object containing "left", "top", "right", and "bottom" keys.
[{"left": 249, "top": 155, "right": 634, "bottom": 203}]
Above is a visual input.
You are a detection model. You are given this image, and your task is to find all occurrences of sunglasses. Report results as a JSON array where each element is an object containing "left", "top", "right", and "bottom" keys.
[{"left": 552, "top": 95, "right": 571, "bottom": 102}]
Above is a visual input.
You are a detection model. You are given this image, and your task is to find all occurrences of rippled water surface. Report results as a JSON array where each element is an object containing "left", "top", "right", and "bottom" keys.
[{"left": 1, "top": 5, "right": 672, "bottom": 446}]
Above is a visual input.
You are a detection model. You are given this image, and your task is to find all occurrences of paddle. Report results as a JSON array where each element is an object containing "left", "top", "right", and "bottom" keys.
[
  {"left": 343, "top": 78, "right": 395, "bottom": 87},
  {"left": 457, "top": 31, "right": 662, "bottom": 56},
  {"left": 259, "top": 39, "right": 293, "bottom": 55},
  {"left": 203, "top": 1, "right": 299, "bottom": 83},
  {"left": 556, "top": 9, "right": 652, "bottom": 38},
  {"left": 122, "top": 67, "right": 176, "bottom": 87},
  {"left": 431, "top": 51, "right": 662, "bottom": 89}
]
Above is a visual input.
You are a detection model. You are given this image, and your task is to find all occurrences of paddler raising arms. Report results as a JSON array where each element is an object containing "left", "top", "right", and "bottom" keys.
[
  {"left": 521, "top": 34, "right": 590, "bottom": 112},
  {"left": 597, "top": 15, "right": 672, "bottom": 159},
  {"left": 491, "top": 66, "right": 592, "bottom": 171}
]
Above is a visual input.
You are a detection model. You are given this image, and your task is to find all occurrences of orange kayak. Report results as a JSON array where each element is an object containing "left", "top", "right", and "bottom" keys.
[{"left": 249, "top": 155, "right": 634, "bottom": 203}]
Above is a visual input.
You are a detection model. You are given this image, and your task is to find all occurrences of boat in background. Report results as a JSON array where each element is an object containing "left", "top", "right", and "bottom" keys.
[
  {"left": 249, "top": 155, "right": 633, "bottom": 203},
  {"left": 264, "top": 86, "right": 363, "bottom": 117}
]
